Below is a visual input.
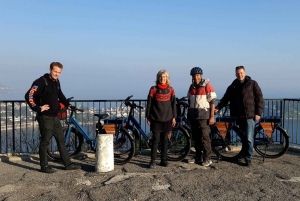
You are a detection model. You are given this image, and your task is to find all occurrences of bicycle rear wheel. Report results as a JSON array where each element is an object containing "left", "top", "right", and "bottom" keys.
[
  {"left": 254, "top": 126, "right": 289, "bottom": 158},
  {"left": 114, "top": 128, "right": 135, "bottom": 165},
  {"left": 211, "top": 125, "right": 245, "bottom": 161},
  {"left": 166, "top": 127, "right": 191, "bottom": 161},
  {"left": 47, "top": 127, "right": 83, "bottom": 161}
]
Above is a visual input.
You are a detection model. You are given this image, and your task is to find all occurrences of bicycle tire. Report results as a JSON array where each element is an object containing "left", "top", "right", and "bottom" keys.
[
  {"left": 47, "top": 127, "right": 83, "bottom": 161},
  {"left": 254, "top": 126, "right": 289, "bottom": 158},
  {"left": 211, "top": 125, "right": 245, "bottom": 161},
  {"left": 114, "top": 128, "right": 135, "bottom": 165},
  {"left": 166, "top": 126, "right": 191, "bottom": 161}
]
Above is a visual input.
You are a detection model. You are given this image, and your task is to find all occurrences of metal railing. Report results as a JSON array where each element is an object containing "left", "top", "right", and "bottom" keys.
[{"left": 0, "top": 98, "right": 299, "bottom": 154}]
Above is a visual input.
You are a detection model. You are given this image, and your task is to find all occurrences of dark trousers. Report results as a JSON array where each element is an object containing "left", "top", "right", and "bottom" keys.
[
  {"left": 151, "top": 131, "right": 168, "bottom": 162},
  {"left": 37, "top": 115, "right": 71, "bottom": 168},
  {"left": 190, "top": 119, "right": 211, "bottom": 160}
]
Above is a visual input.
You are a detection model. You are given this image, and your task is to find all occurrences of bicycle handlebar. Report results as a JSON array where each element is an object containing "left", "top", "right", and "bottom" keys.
[
  {"left": 176, "top": 96, "right": 189, "bottom": 108},
  {"left": 177, "top": 96, "right": 188, "bottom": 102},
  {"left": 125, "top": 95, "right": 133, "bottom": 102},
  {"left": 70, "top": 105, "right": 84, "bottom": 112},
  {"left": 124, "top": 95, "right": 144, "bottom": 109},
  {"left": 67, "top": 97, "right": 74, "bottom": 101}
]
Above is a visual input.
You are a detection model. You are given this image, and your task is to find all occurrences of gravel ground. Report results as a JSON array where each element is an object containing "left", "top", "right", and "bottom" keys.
[{"left": 0, "top": 149, "right": 300, "bottom": 201}]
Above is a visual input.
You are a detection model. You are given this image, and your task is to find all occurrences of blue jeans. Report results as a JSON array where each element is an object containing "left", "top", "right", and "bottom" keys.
[{"left": 238, "top": 118, "right": 255, "bottom": 161}]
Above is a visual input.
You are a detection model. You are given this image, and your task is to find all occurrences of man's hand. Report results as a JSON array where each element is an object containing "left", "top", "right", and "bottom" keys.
[
  {"left": 214, "top": 106, "right": 219, "bottom": 114},
  {"left": 255, "top": 115, "right": 261, "bottom": 122},
  {"left": 147, "top": 120, "right": 151, "bottom": 126},
  {"left": 209, "top": 116, "right": 215, "bottom": 125},
  {"left": 40, "top": 104, "right": 50, "bottom": 112}
]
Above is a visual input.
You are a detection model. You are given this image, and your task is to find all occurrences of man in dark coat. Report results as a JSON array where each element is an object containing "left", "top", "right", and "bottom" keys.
[
  {"left": 215, "top": 66, "right": 263, "bottom": 166},
  {"left": 25, "top": 62, "right": 81, "bottom": 173}
]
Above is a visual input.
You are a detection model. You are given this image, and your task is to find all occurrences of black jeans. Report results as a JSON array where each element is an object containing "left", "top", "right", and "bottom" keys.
[
  {"left": 151, "top": 131, "right": 168, "bottom": 162},
  {"left": 36, "top": 115, "right": 71, "bottom": 168},
  {"left": 190, "top": 119, "right": 211, "bottom": 160}
]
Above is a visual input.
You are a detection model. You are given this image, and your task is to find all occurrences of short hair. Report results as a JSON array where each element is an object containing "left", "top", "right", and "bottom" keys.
[
  {"left": 156, "top": 70, "right": 171, "bottom": 85},
  {"left": 50, "top": 62, "right": 63, "bottom": 70},
  {"left": 235, "top": 66, "right": 245, "bottom": 71}
]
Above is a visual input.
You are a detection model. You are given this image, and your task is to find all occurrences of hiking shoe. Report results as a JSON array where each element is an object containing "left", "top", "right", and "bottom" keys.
[
  {"left": 245, "top": 160, "right": 252, "bottom": 167},
  {"left": 201, "top": 160, "right": 212, "bottom": 167},
  {"left": 195, "top": 157, "right": 203, "bottom": 164},
  {"left": 65, "top": 163, "right": 81, "bottom": 170},
  {"left": 187, "top": 157, "right": 203, "bottom": 164},
  {"left": 149, "top": 160, "right": 156, "bottom": 169},
  {"left": 41, "top": 166, "right": 56, "bottom": 174},
  {"left": 159, "top": 161, "right": 169, "bottom": 167}
]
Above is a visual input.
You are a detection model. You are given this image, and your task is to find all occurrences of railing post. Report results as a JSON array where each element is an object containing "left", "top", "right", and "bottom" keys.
[{"left": 12, "top": 102, "right": 16, "bottom": 152}]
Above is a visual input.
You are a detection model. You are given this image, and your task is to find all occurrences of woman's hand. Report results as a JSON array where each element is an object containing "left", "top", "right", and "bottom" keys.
[{"left": 172, "top": 118, "right": 176, "bottom": 127}]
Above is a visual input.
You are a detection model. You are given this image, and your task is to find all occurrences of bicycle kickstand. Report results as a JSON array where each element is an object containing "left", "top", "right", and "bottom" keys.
[
  {"left": 217, "top": 153, "right": 221, "bottom": 163},
  {"left": 262, "top": 146, "right": 267, "bottom": 162}
]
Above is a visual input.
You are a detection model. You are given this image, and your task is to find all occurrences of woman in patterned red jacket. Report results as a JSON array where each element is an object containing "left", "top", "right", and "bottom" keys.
[{"left": 146, "top": 70, "right": 177, "bottom": 168}]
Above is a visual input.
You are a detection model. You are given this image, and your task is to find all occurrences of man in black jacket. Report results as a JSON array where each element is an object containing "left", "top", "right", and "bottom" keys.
[
  {"left": 25, "top": 62, "right": 81, "bottom": 173},
  {"left": 215, "top": 66, "right": 263, "bottom": 166}
]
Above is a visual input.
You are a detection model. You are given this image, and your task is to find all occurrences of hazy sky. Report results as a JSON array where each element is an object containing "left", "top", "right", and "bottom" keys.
[{"left": 1, "top": 0, "right": 299, "bottom": 100}]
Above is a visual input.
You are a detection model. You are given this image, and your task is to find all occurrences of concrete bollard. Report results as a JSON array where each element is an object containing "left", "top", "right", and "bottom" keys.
[{"left": 95, "top": 134, "right": 114, "bottom": 172}]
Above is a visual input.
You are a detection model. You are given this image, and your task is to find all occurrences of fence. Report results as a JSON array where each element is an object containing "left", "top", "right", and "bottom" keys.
[{"left": 0, "top": 98, "right": 299, "bottom": 154}]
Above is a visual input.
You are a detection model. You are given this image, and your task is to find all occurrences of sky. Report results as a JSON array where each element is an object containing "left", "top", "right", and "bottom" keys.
[{"left": 0, "top": 0, "right": 299, "bottom": 100}]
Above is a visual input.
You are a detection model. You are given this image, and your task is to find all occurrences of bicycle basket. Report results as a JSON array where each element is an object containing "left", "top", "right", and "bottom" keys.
[
  {"left": 58, "top": 102, "right": 67, "bottom": 120},
  {"left": 259, "top": 122, "right": 275, "bottom": 138},
  {"left": 103, "top": 124, "right": 117, "bottom": 135},
  {"left": 215, "top": 122, "right": 230, "bottom": 138},
  {"left": 103, "top": 118, "right": 126, "bottom": 135}
]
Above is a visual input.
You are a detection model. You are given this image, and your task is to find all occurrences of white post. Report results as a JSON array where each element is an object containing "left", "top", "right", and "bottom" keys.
[{"left": 95, "top": 134, "right": 114, "bottom": 172}]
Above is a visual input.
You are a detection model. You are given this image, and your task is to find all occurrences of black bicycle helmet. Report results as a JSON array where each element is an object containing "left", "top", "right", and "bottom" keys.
[{"left": 190, "top": 67, "right": 203, "bottom": 75}]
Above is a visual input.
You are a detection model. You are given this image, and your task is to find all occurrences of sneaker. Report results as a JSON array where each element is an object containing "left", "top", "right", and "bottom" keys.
[
  {"left": 201, "top": 160, "right": 212, "bottom": 167},
  {"left": 65, "top": 163, "right": 81, "bottom": 170},
  {"left": 187, "top": 158, "right": 195, "bottom": 164},
  {"left": 41, "top": 166, "right": 56, "bottom": 174},
  {"left": 159, "top": 161, "right": 169, "bottom": 167},
  {"left": 149, "top": 160, "right": 156, "bottom": 169}
]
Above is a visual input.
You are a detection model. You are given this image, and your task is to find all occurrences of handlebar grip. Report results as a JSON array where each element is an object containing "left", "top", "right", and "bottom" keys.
[
  {"left": 179, "top": 96, "right": 188, "bottom": 101},
  {"left": 136, "top": 105, "right": 144, "bottom": 109},
  {"left": 125, "top": 95, "right": 133, "bottom": 101},
  {"left": 70, "top": 106, "right": 84, "bottom": 112}
]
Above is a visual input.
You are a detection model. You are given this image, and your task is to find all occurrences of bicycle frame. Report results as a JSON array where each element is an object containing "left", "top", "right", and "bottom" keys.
[
  {"left": 65, "top": 111, "right": 96, "bottom": 149},
  {"left": 126, "top": 114, "right": 149, "bottom": 141}
]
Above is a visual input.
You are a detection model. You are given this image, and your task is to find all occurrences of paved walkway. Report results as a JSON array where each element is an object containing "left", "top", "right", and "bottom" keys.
[{"left": 0, "top": 148, "right": 300, "bottom": 201}]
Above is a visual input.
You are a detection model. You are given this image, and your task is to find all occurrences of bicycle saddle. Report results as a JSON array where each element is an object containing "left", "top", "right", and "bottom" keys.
[{"left": 94, "top": 114, "right": 109, "bottom": 120}]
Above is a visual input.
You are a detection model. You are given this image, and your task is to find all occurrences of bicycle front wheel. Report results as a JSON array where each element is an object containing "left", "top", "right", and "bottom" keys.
[
  {"left": 211, "top": 126, "right": 245, "bottom": 161},
  {"left": 254, "top": 126, "right": 289, "bottom": 158},
  {"left": 47, "top": 127, "right": 83, "bottom": 161},
  {"left": 114, "top": 128, "right": 135, "bottom": 165},
  {"left": 166, "top": 127, "right": 191, "bottom": 161}
]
